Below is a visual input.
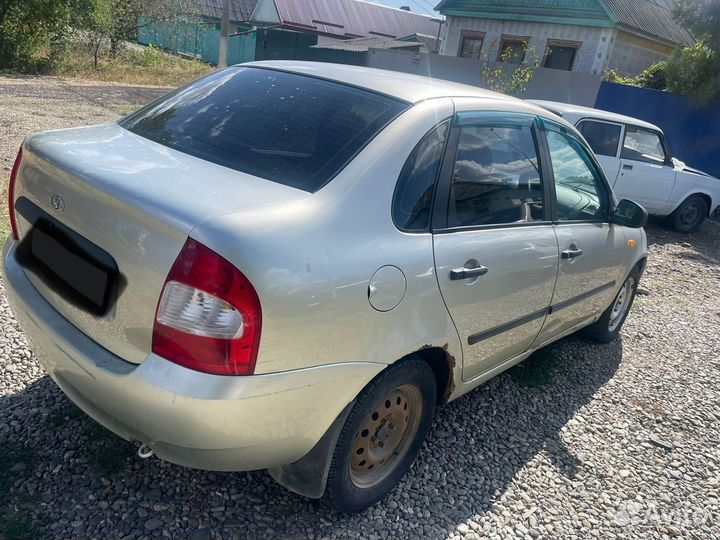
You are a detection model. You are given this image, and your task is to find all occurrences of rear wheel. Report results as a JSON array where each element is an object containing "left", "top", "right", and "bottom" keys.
[
  {"left": 670, "top": 195, "right": 708, "bottom": 233},
  {"left": 581, "top": 268, "right": 640, "bottom": 343},
  {"left": 326, "top": 358, "right": 436, "bottom": 513}
]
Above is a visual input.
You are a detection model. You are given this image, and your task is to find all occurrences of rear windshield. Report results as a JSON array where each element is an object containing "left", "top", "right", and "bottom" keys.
[{"left": 120, "top": 67, "right": 409, "bottom": 192}]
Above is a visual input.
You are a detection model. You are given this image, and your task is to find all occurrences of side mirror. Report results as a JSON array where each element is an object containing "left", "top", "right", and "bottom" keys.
[{"left": 612, "top": 199, "right": 648, "bottom": 229}]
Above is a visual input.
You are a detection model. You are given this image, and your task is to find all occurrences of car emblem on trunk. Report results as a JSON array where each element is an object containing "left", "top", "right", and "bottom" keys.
[{"left": 51, "top": 194, "right": 65, "bottom": 212}]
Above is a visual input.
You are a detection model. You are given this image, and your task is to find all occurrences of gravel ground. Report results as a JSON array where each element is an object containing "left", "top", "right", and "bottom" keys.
[{"left": 1, "top": 76, "right": 720, "bottom": 540}]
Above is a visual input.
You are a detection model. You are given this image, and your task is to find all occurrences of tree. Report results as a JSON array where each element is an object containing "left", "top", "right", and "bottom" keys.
[
  {"left": 0, "top": 0, "right": 75, "bottom": 71},
  {"left": 673, "top": 0, "right": 720, "bottom": 50},
  {"left": 667, "top": 1, "right": 720, "bottom": 103},
  {"left": 78, "top": 0, "right": 115, "bottom": 68},
  {"left": 481, "top": 45, "right": 544, "bottom": 96},
  {"left": 665, "top": 42, "right": 720, "bottom": 104}
]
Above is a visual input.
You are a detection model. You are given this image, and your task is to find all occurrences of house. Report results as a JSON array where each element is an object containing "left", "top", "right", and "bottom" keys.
[
  {"left": 435, "top": 0, "right": 695, "bottom": 76},
  {"left": 137, "top": 0, "right": 442, "bottom": 66}
]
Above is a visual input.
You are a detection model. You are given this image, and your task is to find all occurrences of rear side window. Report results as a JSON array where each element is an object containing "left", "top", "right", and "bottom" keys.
[
  {"left": 120, "top": 67, "right": 408, "bottom": 192},
  {"left": 448, "top": 124, "right": 544, "bottom": 227},
  {"left": 578, "top": 120, "right": 621, "bottom": 157},
  {"left": 392, "top": 121, "right": 449, "bottom": 231}
]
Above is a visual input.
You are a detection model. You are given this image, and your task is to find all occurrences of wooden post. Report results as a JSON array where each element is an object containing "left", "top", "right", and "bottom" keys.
[{"left": 218, "top": 0, "right": 231, "bottom": 67}]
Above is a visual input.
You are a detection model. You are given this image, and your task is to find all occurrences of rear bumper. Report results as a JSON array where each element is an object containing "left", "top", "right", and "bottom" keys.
[{"left": 2, "top": 239, "right": 383, "bottom": 471}]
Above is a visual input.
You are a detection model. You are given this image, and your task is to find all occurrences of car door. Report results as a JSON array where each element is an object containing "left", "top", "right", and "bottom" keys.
[
  {"left": 533, "top": 119, "right": 628, "bottom": 345},
  {"left": 613, "top": 125, "right": 676, "bottom": 211},
  {"left": 432, "top": 111, "right": 559, "bottom": 382},
  {"left": 576, "top": 119, "right": 623, "bottom": 185}
]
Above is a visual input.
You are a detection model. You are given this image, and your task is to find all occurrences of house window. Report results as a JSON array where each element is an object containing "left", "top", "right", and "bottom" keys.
[
  {"left": 497, "top": 36, "right": 528, "bottom": 64},
  {"left": 544, "top": 41, "right": 580, "bottom": 70},
  {"left": 458, "top": 31, "right": 484, "bottom": 59}
]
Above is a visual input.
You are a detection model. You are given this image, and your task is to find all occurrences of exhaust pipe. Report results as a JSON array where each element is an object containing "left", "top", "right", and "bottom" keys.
[{"left": 137, "top": 443, "right": 155, "bottom": 459}]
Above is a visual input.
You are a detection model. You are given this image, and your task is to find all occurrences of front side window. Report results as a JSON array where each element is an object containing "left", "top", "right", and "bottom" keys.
[
  {"left": 120, "top": 67, "right": 408, "bottom": 192},
  {"left": 392, "top": 121, "right": 450, "bottom": 231},
  {"left": 621, "top": 127, "right": 666, "bottom": 164},
  {"left": 546, "top": 130, "right": 608, "bottom": 221},
  {"left": 459, "top": 31, "right": 484, "bottom": 59},
  {"left": 578, "top": 120, "right": 622, "bottom": 157},
  {"left": 448, "top": 123, "right": 544, "bottom": 227},
  {"left": 498, "top": 37, "right": 528, "bottom": 64}
]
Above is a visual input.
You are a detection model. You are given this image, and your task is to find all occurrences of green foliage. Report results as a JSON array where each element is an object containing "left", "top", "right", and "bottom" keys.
[
  {"left": 0, "top": 0, "right": 75, "bottom": 71},
  {"left": 482, "top": 45, "right": 544, "bottom": 96},
  {"left": 139, "top": 44, "right": 166, "bottom": 68},
  {"left": 0, "top": 0, "right": 199, "bottom": 73},
  {"left": 603, "top": 69, "right": 640, "bottom": 87},
  {"left": 665, "top": 42, "right": 720, "bottom": 104},
  {"left": 637, "top": 62, "right": 668, "bottom": 90},
  {"left": 673, "top": 0, "right": 720, "bottom": 50}
]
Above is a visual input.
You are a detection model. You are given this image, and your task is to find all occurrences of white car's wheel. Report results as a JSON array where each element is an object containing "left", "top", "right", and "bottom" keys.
[{"left": 671, "top": 195, "right": 708, "bottom": 233}]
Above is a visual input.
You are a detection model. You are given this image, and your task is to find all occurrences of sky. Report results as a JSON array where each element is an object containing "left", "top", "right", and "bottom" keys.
[{"left": 370, "top": 0, "right": 439, "bottom": 17}]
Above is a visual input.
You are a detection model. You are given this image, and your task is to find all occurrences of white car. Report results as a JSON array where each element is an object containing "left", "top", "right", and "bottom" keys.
[{"left": 530, "top": 100, "right": 720, "bottom": 233}]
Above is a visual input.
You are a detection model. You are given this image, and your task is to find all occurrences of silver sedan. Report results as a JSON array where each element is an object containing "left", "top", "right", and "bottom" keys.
[{"left": 2, "top": 61, "right": 648, "bottom": 512}]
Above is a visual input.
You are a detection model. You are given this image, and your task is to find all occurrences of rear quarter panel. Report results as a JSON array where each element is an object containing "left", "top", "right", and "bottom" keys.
[{"left": 190, "top": 99, "right": 463, "bottom": 376}]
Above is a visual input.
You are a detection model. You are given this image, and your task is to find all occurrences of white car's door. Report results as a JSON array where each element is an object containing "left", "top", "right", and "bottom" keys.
[
  {"left": 614, "top": 126, "right": 677, "bottom": 212},
  {"left": 576, "top": 119, "right": 624, "bottom": 184}
]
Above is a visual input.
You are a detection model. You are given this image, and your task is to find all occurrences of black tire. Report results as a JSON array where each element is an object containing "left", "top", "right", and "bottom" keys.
[
  {"left": 670, "top": 195, "right": 708, "bottom": 233},
  {"left": 325, "top": 357, "right": 436, "bottom": 513},
  {"left": 581, "top": 267, "right": 640, "bottom": 343}
]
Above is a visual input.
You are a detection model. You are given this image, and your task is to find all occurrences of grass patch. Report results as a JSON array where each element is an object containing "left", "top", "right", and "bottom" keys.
[
  {"left": 509, "top": 347, "right": 559, "bottom": 388},
  {"left": 57, "top": 42, "right": 213, "bottom": 88},
  {"left": 82, "top": 420, "right": 134, "bottom": 477}
]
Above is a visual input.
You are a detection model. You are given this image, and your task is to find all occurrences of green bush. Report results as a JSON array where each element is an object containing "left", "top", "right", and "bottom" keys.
[
  {"left": 602, "top": 69, "right": 639, "bottom": 87},
  {"left": 0, "top": 0, "right": 75, "bottom": 71},
  {"left": 665, "top": 42, "right": 720, "bottom": 104},
  {"left": 637, "top": 62, "right": 667, "bottom": 90}
]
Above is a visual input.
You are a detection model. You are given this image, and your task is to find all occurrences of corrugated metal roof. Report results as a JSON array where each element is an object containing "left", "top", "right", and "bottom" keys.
[
  {"left": 399, "top": 32, "right": 440, "bottom": 52},
  {"left": 192, "top": 0, "right": 258, "bottom": 22},
  {"left": 273, "top": 0, "right": 442, "bottom": 39},
  {"left": 603, "top": 0, "right": 694, "bottom": 47}
]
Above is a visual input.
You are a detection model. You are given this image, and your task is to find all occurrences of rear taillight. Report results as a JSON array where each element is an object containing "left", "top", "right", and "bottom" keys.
[
  {"left": 152, "top": 238, "right": 262, "bottom": 376},
  {"left": 8, "top": 148, "right": 22, "bottom": 240}
]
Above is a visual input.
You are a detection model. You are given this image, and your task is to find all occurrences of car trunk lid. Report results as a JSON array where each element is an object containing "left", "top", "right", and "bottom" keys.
[{"left": 12, "top": 123, "right": 307, "bottom": 364}]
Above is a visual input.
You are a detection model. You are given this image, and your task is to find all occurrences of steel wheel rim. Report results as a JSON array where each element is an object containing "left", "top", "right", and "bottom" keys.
[
  {"left": 609, "top": 277, "right": 635, "bottom": 332},
  {"left": 349, "top": 384, "right": 422, "bottom": 489},
  {"left": 680, "top": 202, "right": 702, "bottom": 227}
]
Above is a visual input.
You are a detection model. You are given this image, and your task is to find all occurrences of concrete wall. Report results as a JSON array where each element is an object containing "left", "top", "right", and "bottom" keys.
[
  {"left": 606, "top": 30, "right": 674, "bottom": 76},
  {"left": 366, "top": 48, "right": 602, "bottom": 106},
  {"left": 440, "top": 16, "right": 615, "bottom": 75}
]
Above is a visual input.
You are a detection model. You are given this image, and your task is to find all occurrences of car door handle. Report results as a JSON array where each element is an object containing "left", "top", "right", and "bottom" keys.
[
  {"left": 561, "top": 248, "right": 583, "bottom": 259},
  {"left": 450, "top": 266, "right": 488, "bottom": 280},
  {"left": 622, "top": 164, "right": 633, "bottom": 170}
]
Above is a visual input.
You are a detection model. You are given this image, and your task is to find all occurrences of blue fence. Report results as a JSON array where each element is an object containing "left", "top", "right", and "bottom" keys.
[{"left": 595, "top": 82, "right": 720, "bottom": 179}]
